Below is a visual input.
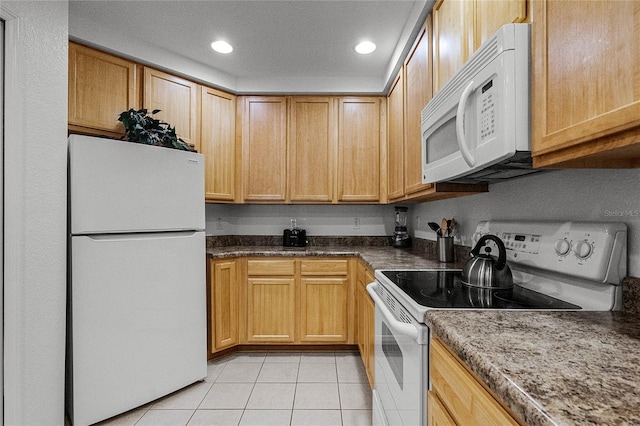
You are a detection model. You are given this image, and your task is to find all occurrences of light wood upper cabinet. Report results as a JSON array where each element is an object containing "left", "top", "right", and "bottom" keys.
[
  {"left": 337, "top": 97, "right": 386, "bottom": 203},
  {"left": 387, "top": 16, "right": 487, "bottom": 203},
  {"left": 403, "top": 17, "right": 434, "bottom": 196},
  {"left": 288, "top": 97, "right": 336, "bottom": 203},
  {"left": 143, "top": 68, "right": 199, "bottom": 151},
  {"left": 68, "top": 42, "right": 140, "bottom": 138},
  {"left": 475, "top": 0, "right": 526, "bottom": 49},
  {"left": 432, "top": 0, "right": 474, "bottom": 93},
  {"left": 429, "top": 338, "right": 520, "bottom": 426},
  {"left": 209, "top": 259, "right": 239, "bottom": 354},
  {"left": 387, "top": 71, "right": 405, "bottom": 201},
  {"left": 433, "top": 0, "right": 527, "bottom": 93},
  {"left": 532, "top": 0, "right": 640, "bottom": 168},
  {"left": 240, "top": 97, "right": 288, "bottom": 202},
  {"left": 201, "top": 87, "right": 237, "bottom": 202}
]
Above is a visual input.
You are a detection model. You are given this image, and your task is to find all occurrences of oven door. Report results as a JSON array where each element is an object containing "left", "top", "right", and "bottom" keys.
[{"left": 369, "top": 285, "right": 429, "bottom": 426}]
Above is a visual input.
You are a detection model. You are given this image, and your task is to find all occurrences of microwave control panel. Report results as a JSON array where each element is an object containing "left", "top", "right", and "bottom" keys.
[{"left": 479, "top": 79, "right": 496, "bottom": 142}]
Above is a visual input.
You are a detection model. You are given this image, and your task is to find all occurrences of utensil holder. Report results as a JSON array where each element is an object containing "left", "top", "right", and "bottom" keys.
[{"left": 437, "top": 237, "right": 455, "bottom": 263}]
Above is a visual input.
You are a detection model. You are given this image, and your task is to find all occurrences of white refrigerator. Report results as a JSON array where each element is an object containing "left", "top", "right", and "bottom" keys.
[{"left": 67, "top": 135, "right": 207, "bottom": 426}]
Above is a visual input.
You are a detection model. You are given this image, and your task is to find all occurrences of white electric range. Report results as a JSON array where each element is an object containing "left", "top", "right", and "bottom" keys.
[{"left": 367, "top": 220, "right": 628, "bottom": 426}]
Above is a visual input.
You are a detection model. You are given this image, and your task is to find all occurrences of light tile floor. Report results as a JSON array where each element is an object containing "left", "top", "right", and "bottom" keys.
[{"left": 95, "top": 351, "right": 372, "bottom": 426}]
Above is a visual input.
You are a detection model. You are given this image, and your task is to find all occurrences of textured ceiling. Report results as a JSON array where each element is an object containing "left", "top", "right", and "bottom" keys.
[{"left": 69, "top": 0, "right": 432, "bottom": 93}]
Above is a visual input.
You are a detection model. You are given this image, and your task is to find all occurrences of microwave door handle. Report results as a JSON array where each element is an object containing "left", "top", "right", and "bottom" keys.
[
  {"left": 456, "top": 81, "right": 476, "bottom": 167},
  {"left": 366, "top": 282, "right": 418, "bottom": 340}
]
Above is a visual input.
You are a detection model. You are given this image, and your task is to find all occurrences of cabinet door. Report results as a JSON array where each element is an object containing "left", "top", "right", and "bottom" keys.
[
  {"left": 144, "top": 68, "right": 199, "bottom": 151},
  {"left": 475, "top": 0, "right": 526, "bottom": 49},
  {"left": 246, "top": 277, "right": 296, "bottom": 342},
  {"left": 210, "top": 259, "right": 238, "bottom": 352},
  {"left": 432, "top": 0, "right": 474, "bottom": 93},
  {"left": 337, "top": 97, "right": 384, "bottom": 202},
  {"left": 241, "top": 97, "right": 288, "bottom": 202},
  {"left": 68, "top": 42, "right": 139, "bottom": 137},
  {"left": 431, "top": 338, "right": 519, "bottom": 425},
  {"left": 299, "top": 277, "right": 348, "bottom": 342},
  {"left": 201, "top": 87, "right": 237, "bottom": 202},
  {"left": 356, "top": 262, "right": 375, "bottom": 388},
  {"left": 387, "top": 72, "right": 405, "bottom": 201},
  {"left": 289, "top": 97, "right": 336, "bottom": 202},
  {"left": 404, "top": 18, "right": 434, "bottom": 195},
  {"left": 427, "top": 391, "right": 457, "bottom": 426},
  {"left": 532, "top": 0, "right": 640, "bottom": 167}
]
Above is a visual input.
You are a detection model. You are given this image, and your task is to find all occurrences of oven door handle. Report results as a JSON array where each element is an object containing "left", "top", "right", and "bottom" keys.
[{"left": 367, "top": 282, "right": 418, "bottom": 341}]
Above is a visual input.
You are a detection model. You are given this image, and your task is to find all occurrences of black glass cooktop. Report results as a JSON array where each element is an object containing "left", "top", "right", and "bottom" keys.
[{"left": 381, "top": 270, "right": 581, "bottom": 310}]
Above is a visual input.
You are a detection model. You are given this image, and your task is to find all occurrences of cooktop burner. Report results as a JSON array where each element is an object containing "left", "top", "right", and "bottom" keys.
[{"left": 382, "top": 270, "right": 581, "bottom": 310}]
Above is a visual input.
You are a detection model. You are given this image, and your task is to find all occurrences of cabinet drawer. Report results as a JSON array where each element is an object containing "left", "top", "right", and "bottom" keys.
[
  {"left": 247, "top": 259, "right": 295, "bottom": 276},
  {"left": 430, "top": 338, "right": 519, "bottom": 425},
  {"left": 301, "top": 259, "right": 348, "bottom": 276}
]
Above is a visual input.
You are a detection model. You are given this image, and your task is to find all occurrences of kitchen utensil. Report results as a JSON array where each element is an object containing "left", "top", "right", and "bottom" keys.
[
  {"left": 462, "top": 234, "right": 513, "bottom": 288},
  {"left": 447, "top": 218, "right": 456, "bottom": 237},
  {"left": 428, "top": 222, "right": 441, "bottom": 236},
  {"left": 441, "top": 218, "right": 448, "bottom": 237}
]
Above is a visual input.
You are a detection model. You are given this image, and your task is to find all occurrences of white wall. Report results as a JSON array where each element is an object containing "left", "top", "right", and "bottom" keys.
[
  {"left": 206, "top": 204, "right": 396, "bottom": 237},
  {"left": 409, "top": 169, "right": 640, "bottom": 277},
  {"left": 2, "top": 1, "right": 68, "bottom": 424},
  {"left": 204, "top": 169, "right": 640, "bottom": 278}
]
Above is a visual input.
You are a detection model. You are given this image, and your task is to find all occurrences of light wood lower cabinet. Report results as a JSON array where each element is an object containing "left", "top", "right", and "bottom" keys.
[
  {"left": 241, "top": 257, "right": 354, "bottom": 345},
  {"left": 245, "top": 259, "right": 296, "bottom": 343},
  {"left": 356, "top": 260, "right": 375, "bottom": 388},
  {"left": 208, "top": 259, "right": 239, "bottom": 355},
  {"left": 299, "top": 259, "right": 350, "bottom": 343},
  {"left": 429, "top": 338, "right": 520, "bottom": 425}
]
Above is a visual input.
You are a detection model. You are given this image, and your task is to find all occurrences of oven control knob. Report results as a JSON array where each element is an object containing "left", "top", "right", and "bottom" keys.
[
  {"left": 554, "top": 239, "right": 571, "bottom": 256},
  {"left": 574, "top": 240, "right": 593, "bottom": 259}
]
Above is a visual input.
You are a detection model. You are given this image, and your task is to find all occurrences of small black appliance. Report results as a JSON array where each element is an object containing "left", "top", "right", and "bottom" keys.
[
  {"left": 283, "top": 228, "right": 307, "bottom": 247},
  {"left": 392, "top": 206, "right": 412, "bottom": 248}
]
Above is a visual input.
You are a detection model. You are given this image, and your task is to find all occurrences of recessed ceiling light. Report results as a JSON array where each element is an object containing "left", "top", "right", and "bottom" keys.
[
  {"left": 211, "top": 40, "right": 233, "bottom": 54},
  {"left": 355, "top": 41, "right": 376, "bottom": 55}
]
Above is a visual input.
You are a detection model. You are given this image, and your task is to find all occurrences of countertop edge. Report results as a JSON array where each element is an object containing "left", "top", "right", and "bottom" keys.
[{"left": 426, "top": 313, "right": 557, "bottom": 426}]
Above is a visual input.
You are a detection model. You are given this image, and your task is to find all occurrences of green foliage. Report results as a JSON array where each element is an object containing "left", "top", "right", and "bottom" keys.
[{"left": 118, "top": 108, "right": 192, "bottom": 151}]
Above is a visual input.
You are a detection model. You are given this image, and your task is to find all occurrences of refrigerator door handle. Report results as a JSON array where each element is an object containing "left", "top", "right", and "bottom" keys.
[{"left": 76, "top": 231, "right": 200, "bottom": 241}]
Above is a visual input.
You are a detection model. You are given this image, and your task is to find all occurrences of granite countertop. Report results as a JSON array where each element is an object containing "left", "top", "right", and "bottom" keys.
[
  {"left": 427, "top": 310, "right": 640, "bottom": 425},
  {"left": 206, "top": 244, "right": 640, "bottom": 425},
  {"left": 206, "top": 245, "right": 468, "bottom": 270}
]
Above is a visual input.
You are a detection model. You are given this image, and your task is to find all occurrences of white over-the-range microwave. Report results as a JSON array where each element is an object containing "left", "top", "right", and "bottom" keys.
[{"left": 422, "top": 23, "right": 541, "bottom": 185}]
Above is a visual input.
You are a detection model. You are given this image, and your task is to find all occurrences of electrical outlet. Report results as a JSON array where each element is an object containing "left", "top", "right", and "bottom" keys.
[
  {"left": 353, "top": 217, "right": 360, "bottom": 229},
  {"left": 291, "top": 218, "right": 297, "bottom": 229},
  {"left": 416, "top": 216, "right": 422, "bottom": 229},
  {"left": 215, "top": 217, "right": 223, "bottom": 230}
]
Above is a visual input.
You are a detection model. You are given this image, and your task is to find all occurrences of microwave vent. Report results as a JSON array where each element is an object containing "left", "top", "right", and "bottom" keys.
[{"left": 445, "top": 151, "right": 545, "bottom": 185}]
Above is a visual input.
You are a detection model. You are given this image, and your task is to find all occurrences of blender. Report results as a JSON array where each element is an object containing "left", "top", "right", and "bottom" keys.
[{"left": 392, "top": 206, "right": 412, "bottom": 248}]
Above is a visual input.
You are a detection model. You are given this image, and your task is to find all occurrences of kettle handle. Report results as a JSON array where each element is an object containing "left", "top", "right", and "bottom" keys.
[{"left": 470, "top": 235, "right": 507, "bottom": 270}]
